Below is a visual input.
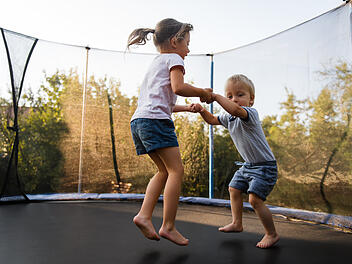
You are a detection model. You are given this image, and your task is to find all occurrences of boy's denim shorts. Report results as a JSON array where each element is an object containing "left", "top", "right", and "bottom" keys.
[
  {"left": 229, "top": 160, "right": 278, "bottom": 201},
  {"left": 130, "top": 118, "right": 179, "bottom": 155}
]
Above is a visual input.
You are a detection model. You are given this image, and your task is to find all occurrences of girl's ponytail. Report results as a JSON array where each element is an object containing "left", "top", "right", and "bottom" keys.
[
  {"left": 127, "top": 19, "right": 193, "bottom": 50},
  {"left": 127, "top": 28, "right": 155, "bottom": 49}
]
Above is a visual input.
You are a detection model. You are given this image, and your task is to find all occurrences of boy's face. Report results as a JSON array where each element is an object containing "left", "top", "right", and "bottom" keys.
[{"left": 225, "top": 81, "right": 254, "bottom": 107}]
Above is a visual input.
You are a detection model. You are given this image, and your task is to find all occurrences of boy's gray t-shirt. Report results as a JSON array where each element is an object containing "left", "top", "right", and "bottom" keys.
[{"left": 217, "top": 107, "right": 275, "bottom": 163}]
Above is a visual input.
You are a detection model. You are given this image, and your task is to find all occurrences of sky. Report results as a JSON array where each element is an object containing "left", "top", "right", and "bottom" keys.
[
  {"left": 0, "top": 0, "right": 345, "bottom": 54},
  {"left": 0, "top": 0, "right": 349, "bottom": 118}
]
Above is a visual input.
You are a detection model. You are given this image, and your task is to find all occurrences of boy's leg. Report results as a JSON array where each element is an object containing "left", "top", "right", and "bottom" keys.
[
  {"left": 155, "top": 147, "right": 189, "bottom": 246},
  {"left": 133, "top": 151, "right": 168, "bottom": 241},
  {"left": 249, "top": 193, "right": 279, "bottom": 248},
  {"left": 219, "top": 187, "right": 244, "bottom": 232}
]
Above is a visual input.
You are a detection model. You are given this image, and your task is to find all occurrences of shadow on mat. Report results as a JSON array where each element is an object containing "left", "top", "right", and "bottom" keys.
[
  {"left": 136, "top": 251, "right": 189, "bottom": 264},
  {"left": 219, "top": 239, "right": 281, "bottom": 264}
]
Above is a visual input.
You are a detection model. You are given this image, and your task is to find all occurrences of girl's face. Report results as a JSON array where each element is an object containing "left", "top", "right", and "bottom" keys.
[
  {"left": 172, "top": 32, "right": 190, "bottom": 59},
  {"left": 225, "top": 81, "right": 254, "bottom": 107}
]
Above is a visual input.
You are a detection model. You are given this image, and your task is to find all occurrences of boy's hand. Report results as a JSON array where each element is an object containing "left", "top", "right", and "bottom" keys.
[
  {"left": 190, "top": 103, "right": 203, "bottom": 113},
  {"left": 187, "top": 104, "right": 196, "bottom": 112},
  {"left": 200, "top": 88, "right": 214, "bottom": 104}
]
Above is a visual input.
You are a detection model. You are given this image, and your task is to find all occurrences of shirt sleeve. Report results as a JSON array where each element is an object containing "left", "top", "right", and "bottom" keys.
[
  {"left": 168, "top": 54, "right": 185, "bottom": 74},
  {"left": 242, "top": 107, "right": 260, "bottom": 125},
  {"left": 217, "top": 112, "right": 231, "bottom": 129}
]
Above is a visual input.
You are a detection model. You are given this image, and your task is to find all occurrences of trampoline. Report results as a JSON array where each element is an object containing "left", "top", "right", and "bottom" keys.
[{"left": 1, "top": 200, "right": 351, "bottom": 264}]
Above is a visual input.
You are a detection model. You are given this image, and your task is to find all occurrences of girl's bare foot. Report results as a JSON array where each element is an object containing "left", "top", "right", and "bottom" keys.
[
  {"left": 133, "top": 215, "right": 160, "bottom": 241},
  {"left": 159, "top": 227, "right": 189, "bottom": 246},
  {"left": 218, "top": 223, "right": 243, "bottom": 233},
  {"left": 256, "top": 233, "right": 280, "bottom": 249}
]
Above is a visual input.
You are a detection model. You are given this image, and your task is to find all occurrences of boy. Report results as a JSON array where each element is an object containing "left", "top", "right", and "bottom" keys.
[{"left": 193, "top": 74, "right": 279, "bottom": 249}]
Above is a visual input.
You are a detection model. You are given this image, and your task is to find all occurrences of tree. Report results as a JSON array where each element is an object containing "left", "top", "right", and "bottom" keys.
[
  {"left": 213, "top": 129, "right": 241, "bottom": 199},
  {"left": 18, "top": 72, "right": 69, "bottom": 193},
  {"left": 0, "top": 98, "right": 13, "bottom": 188},
  {"left": 58, "top": 72, "right": 146, "bottom": 193},
  {"left": 262, "top": 90, "right": 310, "bottom": 175},
  {"left": 263, "top": 62, "right": 352, "bottom": 215},
  {"left": 312, "top": 62, "right": 352, "bottom": 212},
  {"left": 174, "top": 114, "right": 209, "bottom": 197}
]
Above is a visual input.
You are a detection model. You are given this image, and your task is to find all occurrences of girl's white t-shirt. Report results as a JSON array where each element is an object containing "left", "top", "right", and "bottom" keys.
[{"left": 131, "top": 53, "right": 185, "bottom": 121}]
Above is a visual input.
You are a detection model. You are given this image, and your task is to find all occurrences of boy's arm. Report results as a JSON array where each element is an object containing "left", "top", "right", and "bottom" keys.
[
  {"left": 170, "top": 68, "right": 213, "bottom": 103},
  {"left": 193, "top": 104, "right": 220, "bottom": 125},
  {"left": 213, "top": 93, "right": 248, "bottom": 119}
]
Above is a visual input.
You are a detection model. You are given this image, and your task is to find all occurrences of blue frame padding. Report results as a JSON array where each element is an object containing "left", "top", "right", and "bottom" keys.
[{"left": 1, "top": 193, "right": 351, "bottom": 230}]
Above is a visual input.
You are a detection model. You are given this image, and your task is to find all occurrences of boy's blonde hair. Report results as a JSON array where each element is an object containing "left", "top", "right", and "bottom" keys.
[{"left": 227, "top": 74, "right": 255, "bottom": 98}]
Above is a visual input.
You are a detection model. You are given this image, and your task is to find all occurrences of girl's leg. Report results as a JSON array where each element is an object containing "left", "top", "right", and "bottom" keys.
[
  {"left": 133, "top": 151, "right": 168, "bottom": 241},
  {"left": 155, "top": 147, "right": 189, "bottom": 246},
  {"left": 249, "top": 193, "right": 279, "bottom": 248},
  {"left": 219, "top": 187, "right": 244, "bottom": 232}
]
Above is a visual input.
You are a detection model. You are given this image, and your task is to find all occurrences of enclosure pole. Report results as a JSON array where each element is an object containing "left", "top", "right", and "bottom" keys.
[
  {"left": 208, "top": 54, "right": 214, "bottom": 199},
  {"left": 78, "top": 47, "right": 90, "bottom": 193}
]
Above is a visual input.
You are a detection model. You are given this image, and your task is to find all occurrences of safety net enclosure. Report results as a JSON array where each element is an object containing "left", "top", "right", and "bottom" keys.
[{"left": 0, "top": 1, "right": 351, "bottom": 225}]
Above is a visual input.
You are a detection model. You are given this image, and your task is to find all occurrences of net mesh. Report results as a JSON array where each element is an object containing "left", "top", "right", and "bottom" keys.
[{"left": 0, "top": 3, "right": 351, "bottom": 215}]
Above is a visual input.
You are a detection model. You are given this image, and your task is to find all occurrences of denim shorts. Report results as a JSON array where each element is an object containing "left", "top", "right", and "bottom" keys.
[
  {"left": 130, "top": 118, "right": 179, "bottom": 155},
  {"left": 229, "top": 161, "right": 278, "bottom": 201}
]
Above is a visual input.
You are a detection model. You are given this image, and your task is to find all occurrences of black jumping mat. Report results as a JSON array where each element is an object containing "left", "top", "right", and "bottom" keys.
[{"left": 0, "top": 201, "right": 351, "bottom": 264}]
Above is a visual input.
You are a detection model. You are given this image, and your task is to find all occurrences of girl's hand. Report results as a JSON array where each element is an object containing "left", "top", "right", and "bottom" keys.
[
  {"left": 211, "top": 92, "right": 217, "bottom": 102},
  {"left": 200, "top": 88, "right": 213, "bottom": 104}
]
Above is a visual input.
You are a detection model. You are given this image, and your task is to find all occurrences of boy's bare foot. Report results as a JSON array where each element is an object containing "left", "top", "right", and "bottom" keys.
[
  {"left": 159, "top": 227, "right": 189, "bottom": 246},
  {"left": 218, "top": 223, "right": 243, "bottom": 233},
  {"left": 133, "top": 215, "right": 160, "bottom": 241},
  {"left": 256, "top": 234, "right": 280, "bottom": 249}
]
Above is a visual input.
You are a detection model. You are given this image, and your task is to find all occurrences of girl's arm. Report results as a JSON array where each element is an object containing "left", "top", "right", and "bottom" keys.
[
  {"left": 173, "top": 105, "right": 193, "bottom": 113},
  {"left": 193, "top": 104, "right": 220, "bottom": 125},
  {"left": 213, "top": 93, "right": 248, "bottom": 119},
  {"left": 170, "top": 68, "right": 213, "bottom": 103}
]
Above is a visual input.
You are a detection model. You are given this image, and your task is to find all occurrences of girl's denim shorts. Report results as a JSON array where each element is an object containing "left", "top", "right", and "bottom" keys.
[
  {"left": 130, "top": 118, "right": 179, "bottom": 155},
  {"left": 229, "top": 161, "right": 278, "bottom": 201}
]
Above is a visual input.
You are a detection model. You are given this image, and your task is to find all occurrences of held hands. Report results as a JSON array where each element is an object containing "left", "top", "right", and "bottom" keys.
[
  {"left": 189, "top": 103, "right": 204, "bottom": 113},
  {"left": 200, "top": 88, "right": 214, "bottom": 104},
  {"left": 189, "top": 90, "right": 219, "bottom": 113}
]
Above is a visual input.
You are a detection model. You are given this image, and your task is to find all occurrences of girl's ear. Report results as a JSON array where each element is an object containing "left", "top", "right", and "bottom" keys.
[{"left": 170, "top": 36, "right": 177, "bottom": 48}]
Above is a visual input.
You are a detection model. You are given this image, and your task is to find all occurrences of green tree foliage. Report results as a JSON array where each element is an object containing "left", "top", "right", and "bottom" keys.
[
  {"left": 1, "top": 70, "right": 151, "bottom": 194},
  {"left": 213, "top": 129, "right": 242, "bottom": 199},
  {"left": 314, "top": 62, "right": 352, "bottom": 174},
  {"left": 0, "top": 98, "right": 12, "bottom": 179},
  {"left": 56, "top": 71, "right": 154, "bottom": 193},
  {"left": 174, "top": 114, "right": 209, "bottom": 197},
  {"left": 14, "top": 72, "right": 68, "bottom": 193},
  {"left": 264, "top": 62, "right": 352, "bottom": 215},
  {"left": 262, "top": 90, "right": 311, "bottom": 175},
  {"left": 175, "top": 107, "right": 242, "bottom": 199}
]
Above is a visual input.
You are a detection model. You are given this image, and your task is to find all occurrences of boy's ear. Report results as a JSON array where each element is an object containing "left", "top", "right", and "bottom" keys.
[{"left": 249, "top": 95, "right": 255, "bottom": 106}]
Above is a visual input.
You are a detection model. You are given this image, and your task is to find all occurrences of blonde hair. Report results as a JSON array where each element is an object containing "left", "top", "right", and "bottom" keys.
[
  {"left": 127, "top": 18, "right": 193, "bottom": 50},
  {"left": 228, "top": 74, "right": 255, "bottom": 96},
  {"left": 227, "top": 74, "right": 255, "bottom": 106}
]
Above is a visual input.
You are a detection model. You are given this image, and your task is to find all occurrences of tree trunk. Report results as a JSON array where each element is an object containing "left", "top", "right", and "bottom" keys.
[
  {"left": 107, "top": 92, "right": 121, "bottom": 185},
  {"left": 320, "top": 111, "right": 351, "bottom": 213}
]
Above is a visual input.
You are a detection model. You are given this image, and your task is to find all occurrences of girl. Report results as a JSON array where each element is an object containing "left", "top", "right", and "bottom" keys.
[{"left": 127, "top": 18, "right": 212, "bottom": 246}]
